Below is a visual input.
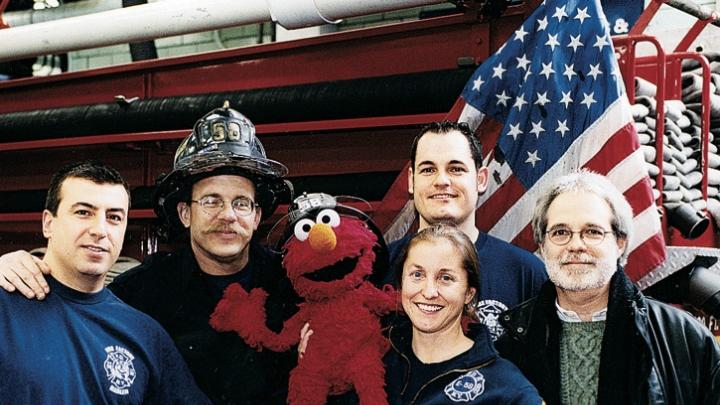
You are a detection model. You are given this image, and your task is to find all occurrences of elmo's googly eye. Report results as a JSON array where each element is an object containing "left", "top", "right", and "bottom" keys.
[
  {"left": 316, "top": 209, "right": 340, "bottom": 228},
  {"left": 294, "top": 219, "right": 315, "bottom": 241}
]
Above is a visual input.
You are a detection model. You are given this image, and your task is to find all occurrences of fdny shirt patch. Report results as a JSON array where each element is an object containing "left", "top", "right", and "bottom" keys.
[
  {"left": 475, "top": 299, "right": 509, "bottom": 341},
  {"left": 104, "top": 346, "right": 136, "bottom": 395},
  {"left": 444, "top": 370, "right": 486, "bottom": 402}
]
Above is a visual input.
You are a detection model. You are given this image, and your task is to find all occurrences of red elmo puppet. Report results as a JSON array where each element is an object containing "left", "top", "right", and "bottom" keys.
[{"left": 210, "top": 193, "right": 396, "bottom": 404}]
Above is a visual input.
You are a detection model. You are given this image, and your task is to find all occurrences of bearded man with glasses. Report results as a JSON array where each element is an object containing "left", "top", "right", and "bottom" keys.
[{"left": 495, "top": 170, "right": 720, "bottom": 405}]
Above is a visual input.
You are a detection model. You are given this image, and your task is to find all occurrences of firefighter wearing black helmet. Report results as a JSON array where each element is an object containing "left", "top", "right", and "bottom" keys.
[
  {"left": 0, "top": 104, "right": 299, "bottom": 404},
  {"left": 155, "top": 101, "right": 290, "bottom": 231},
  {"left": 111, "top": 104, "right": 299, "bottom": 404}
]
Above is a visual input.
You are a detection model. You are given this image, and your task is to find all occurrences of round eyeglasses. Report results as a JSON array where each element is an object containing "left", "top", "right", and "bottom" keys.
[
  {"left": 545, "top": 226, "right": 614, "bottom": 246},
  {"left": 191, "top": 195, "right": 257, "bottom": 217}
]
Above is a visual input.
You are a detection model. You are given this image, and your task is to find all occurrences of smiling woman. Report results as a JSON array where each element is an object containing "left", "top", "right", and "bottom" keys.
[
  {"left": 399, "top": 227, "right": 479, "bottom": 337},
  {"left": 384, "top": 224, "right": 543, "bottom": 405}
]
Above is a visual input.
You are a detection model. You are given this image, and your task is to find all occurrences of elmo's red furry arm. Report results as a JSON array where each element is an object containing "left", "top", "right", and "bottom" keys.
[
  {"left": 210, "top": 283, "right": 307, "bottom": 351},
  {"left": 357, "top": 282, "right": 398, "bottom": 316}
]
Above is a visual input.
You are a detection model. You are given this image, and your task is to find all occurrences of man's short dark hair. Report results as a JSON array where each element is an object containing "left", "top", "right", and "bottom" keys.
[
  {"left": 45, "top": 160, "right": 131, "bottom": 215},
  {"left": 409, "top": 121, "right": 483, "bottom": 169}
]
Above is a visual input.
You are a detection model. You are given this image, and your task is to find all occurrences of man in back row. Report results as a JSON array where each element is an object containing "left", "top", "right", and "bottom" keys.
[
  {"left": 383, "top": 121, "right": 547, "bottom": 339},
  {"left": 0, "top": 105, "right": 298, "bottom": 404},
  {"left": 0, "top": 160, "right": 209, "bottom": 403}
]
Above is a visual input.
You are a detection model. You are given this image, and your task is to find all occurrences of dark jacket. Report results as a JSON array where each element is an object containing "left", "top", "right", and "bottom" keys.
[
  {"left": 496, "top": 270, "right": 720, "bottom": 405},
  {"left": 109, "top": 243, "right": 299, "bottom": 405},
  {"left": 384, "top": 319, "right": 542, "bottom": 404}
]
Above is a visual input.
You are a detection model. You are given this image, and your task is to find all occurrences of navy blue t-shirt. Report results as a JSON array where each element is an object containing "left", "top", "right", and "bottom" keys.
[
  {"left": 385, "top": 231, "right": 547, "bottom": 340},
  {"left": 0, "top": 276, "right": 210, "bottom": 404}
]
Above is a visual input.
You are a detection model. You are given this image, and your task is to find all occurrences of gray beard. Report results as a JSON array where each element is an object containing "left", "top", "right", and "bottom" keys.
[{"left": 545, "top": 253, "right": 617, "bottom": 292}]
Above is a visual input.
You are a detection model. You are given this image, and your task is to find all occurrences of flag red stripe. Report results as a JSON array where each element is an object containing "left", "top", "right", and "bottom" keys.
[
  {"left": 583, "top": 122, "right": 638, "bottom": 175},
  {"left": 510, "top": 222, "right": 537, "bottom": 252},
  {"left": 474, "top": 114, "right": 504, "bottom": 158},
  {"left": 625, "top": 233, "right": 667, "bottom": 282},
  {"left": 476, "top": 175, "right": 527, "bottom": 232},
  {"left": 623, "top": 177, "right": 657, "bottom": 217}
]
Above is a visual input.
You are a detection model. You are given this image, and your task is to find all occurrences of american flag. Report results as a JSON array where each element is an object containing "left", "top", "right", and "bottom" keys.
[{"left": 456, "top": 0, "right": 666, "bottom": 281}]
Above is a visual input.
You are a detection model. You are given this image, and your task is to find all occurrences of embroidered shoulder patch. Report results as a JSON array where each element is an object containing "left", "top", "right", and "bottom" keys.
[
  {"left": 444, "top": 370, "right": 485, "bottom": 402},
  {"left": 104, "top": 346, "right": 136, "bottom": 395},
  {"left": 475, "top": 299, "right": 509, "bottom": 340}
]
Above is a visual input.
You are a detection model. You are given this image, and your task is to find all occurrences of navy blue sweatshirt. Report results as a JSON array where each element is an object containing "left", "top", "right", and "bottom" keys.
[{"left": 384, "top": 320, "right": 542, "bottom": 404}]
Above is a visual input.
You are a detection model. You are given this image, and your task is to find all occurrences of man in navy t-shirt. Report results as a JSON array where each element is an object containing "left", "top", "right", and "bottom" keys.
[
  {"left": 380, "top": 121, "right": 547, "bottom": 340},
  {"left": 0, "top": 161, "right": 208, "bottom": 404}
]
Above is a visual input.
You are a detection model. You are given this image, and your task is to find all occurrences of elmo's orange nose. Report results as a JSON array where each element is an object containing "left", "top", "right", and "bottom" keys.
[{"left": 308, "top": 223, "right": 337, "bottom": 252}]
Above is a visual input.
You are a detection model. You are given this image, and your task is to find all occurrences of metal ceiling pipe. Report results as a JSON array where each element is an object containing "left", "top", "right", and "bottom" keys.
[
  {"left": 0, "top": 0, "right": 445, "bottom": 63},
  {"left": 3, "top": 0, "right": 123, "bottom": 27},
  {"left": 267, "top": 0, "right": 444, "bottom": 29},
  {"left": 268, "top": 0, "right": 341, "bottom": 28},
  {"left": 3, "top": 0, "right": 185, "bottom": 27},
  {"left": 0, "top": 0, "right": 269, "bottom": 62}
]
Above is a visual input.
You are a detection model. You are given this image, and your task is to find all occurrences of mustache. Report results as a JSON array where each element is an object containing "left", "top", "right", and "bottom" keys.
[
  {"left": 559, "top": 253, "right": 596, "bottom": 264},
  {"left": 205, "top": 225, "right": 239, "bottom": 234}
]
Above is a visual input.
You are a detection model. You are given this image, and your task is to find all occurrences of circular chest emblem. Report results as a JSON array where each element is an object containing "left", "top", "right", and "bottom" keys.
[
  {"left": 104, "top": 346, "right": 136, "bottom": 395},
  {"left": 444, "top": 370, "right": 486, "bottom": 402},
  {"left": 475, "top": 299, "right": 509, "bottom": 340}
]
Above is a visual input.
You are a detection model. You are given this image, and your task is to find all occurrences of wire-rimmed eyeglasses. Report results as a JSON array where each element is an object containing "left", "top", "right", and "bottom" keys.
[
  {"left": 545, "top": 226, "right": 614, "bottom": 246},
  {"left": 191, "top": 195, "right": 257, "bottom": 217}
]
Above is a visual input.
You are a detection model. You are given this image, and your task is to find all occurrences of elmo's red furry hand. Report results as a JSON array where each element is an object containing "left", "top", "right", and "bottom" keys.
[
  {"left": 209, "top": 285, "right": 272, "bottom": 350},
  {"left": 211, "top": 209, "right": 395, "bottom": 405}
]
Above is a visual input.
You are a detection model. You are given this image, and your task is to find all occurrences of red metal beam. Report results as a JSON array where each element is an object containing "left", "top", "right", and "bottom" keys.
[
  {"left": 674, "top": 10, "right": 719, "bottom": 52},
  {"left": 0, "top": 130, "right": 188, "bottom": 152},
  {"left": 667, "top": 53, "right": 711, "bottom": 203},
  {"left": 629, "top": 0, "right": 665, "bottom": 36},
  {"left": 613, "top": 35, "right": 666, "bottom": 216},
  {"left": 256, "top": 113, "right": 447, "bottom": 134}
]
